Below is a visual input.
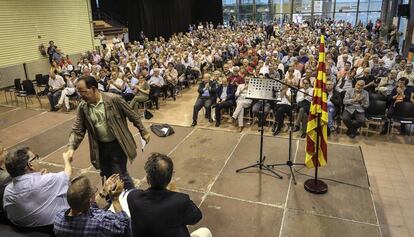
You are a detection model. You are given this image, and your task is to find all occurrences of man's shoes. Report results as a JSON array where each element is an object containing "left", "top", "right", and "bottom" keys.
[
  {"left": 191, "top": 120, "right": 197, "bottom": 127},
  {"left": 349, "top": 133, "right": 356, "bottom": 138},
  {"left": 208, "top": 118, "right": 213, "bottom": 123},
  {"left": 54, "top": 104, "right": 62, "bottom": 109},
  {"left": 300, "top": 133, "right": 306, "bottom": 138},
  {"left": 215, "top": 122, "right": 220, "bottom": 127},
  {"left": 292, "top": 126, "right": 300, "bottom": 132},
  {"left": 273, "top": 128, "right": 281, "bottom": 136},
  {"left": 50, "top": 107, "right": 58, "bottom": 112},
  {"left": 238, "top": 126, "right": 244, "bottom": 133}
]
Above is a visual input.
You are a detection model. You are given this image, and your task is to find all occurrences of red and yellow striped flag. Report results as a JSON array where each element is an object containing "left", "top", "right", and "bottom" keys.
[{"left": 305, "top": 34, "right": 328, "bottom": 168}]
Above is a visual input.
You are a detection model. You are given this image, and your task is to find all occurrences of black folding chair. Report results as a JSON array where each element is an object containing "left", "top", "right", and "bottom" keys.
[
  {"left": 363, "top": 100, "right": 387, "bottom": 135},
  {"left": 16, "top": 80, "right": 42, "bottom": 108},
  {"left": 5, "top": 79, "right": 22, "bottom": 104},
  {"left": 389, "top": 102, "right": 414, "bottom": 138}
]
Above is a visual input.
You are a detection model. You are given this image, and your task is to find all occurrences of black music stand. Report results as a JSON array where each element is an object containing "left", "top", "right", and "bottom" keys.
[
  {"left": 267, "top": 78, "right": 312, "bottom": 185},
  {"left": 236, "top": 77, "right": 282, "bottom": 179}
]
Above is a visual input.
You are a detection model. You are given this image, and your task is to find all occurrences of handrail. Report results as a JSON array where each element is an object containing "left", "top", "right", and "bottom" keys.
[{"left": 92, "top": 9, "right": 128, "bottom": 27}]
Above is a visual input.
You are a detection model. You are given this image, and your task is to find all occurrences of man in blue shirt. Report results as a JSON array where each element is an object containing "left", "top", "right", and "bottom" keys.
[
  {"left": 122, "top": 71, "right": 139, "bottom": 102},
  {"left": 3, "top": 147, "right": 73, "bottom": 233},
  {"left": 54, "top": 174, "right": 130, "bottom": 237}
]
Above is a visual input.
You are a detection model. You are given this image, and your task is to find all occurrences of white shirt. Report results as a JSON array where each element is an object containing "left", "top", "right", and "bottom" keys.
[
  {"left": 48, "top": 75, "right": 65, "bottom": 91},
  {"left": 277, "top": 88, "right": 292, "bottom": 105},
  {"left": 296, "top": 88, "right": 313, "bottom": 103},
  {"left": 382, "top": 56, "right": 395, "bottom": 69}
]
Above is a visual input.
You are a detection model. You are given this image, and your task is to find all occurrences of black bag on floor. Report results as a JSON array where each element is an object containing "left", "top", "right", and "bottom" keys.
[
  {"left": 144, "top": 109, "right": 153, "bottom": 120},
  {"left": 150, "top": 124, "right": 175, "bottom": 137}
]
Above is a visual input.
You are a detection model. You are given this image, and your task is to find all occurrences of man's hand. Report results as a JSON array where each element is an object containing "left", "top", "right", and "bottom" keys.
[
  {"left": 142, "top": 133, "right": 150, "bottom": 144},
  {"left": 102, "top": 174, "right": 119, "bottom": 195},
  {"left": 65, "top": 149, "right": 74, "bottom": 160},
  {"left": 110, "top": 176, "right": 124, "bottom": 199},
  {"left": 62, "top": 150, "right": 73, "bottom": 164}
]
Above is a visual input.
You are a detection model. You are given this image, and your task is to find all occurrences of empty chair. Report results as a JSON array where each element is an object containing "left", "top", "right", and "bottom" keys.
[
  {"left": 363, "top": 100, "right": 387, "bottom": 135},
  {"left": 16, "top": 80, "right": 42, "bottom": 108},
  {"left": 369, "top": 93, "right": 387, "bottom": 101},
  {"left": 389, "top": 102, "right": 414, "bottom": 136},
  {"left": 5, "top": 79, "right": 22, "bottom": 104},
  {"left": 34, "top": 74, "right": 47, "bottom": 94}
]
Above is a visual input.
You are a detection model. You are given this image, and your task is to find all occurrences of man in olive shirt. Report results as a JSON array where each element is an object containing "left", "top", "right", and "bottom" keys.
[{"left": 65, "top": 76, "right": 150, "bottom": 190}]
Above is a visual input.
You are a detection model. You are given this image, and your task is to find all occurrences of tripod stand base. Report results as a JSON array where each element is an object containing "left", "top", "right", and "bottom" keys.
[
  {"left": 304, "top": 179, "right": 328, "bottom": 194},
  {"left": 236, "top": 157, "right": 283, "bottom": 179}
]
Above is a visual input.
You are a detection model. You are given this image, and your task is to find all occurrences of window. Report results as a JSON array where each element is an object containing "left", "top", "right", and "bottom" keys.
[{"left": 222, "top": 0, "right": 382, "bottom": 24}]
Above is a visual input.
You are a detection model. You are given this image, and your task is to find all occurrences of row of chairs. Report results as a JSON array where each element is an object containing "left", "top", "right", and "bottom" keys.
[
  {"left": 4, "top": 78, "right": 42, "bottom": 108},
  {"left": 364, "top": 93, "right": 414, "bottom": 137}
]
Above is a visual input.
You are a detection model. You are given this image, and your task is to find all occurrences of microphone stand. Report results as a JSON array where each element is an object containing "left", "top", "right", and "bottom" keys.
[{"left": 267, "top": 77, "right": 313, "bottom": 185}]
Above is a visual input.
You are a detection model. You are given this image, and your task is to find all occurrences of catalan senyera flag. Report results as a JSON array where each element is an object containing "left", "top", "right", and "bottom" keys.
[{"left": 305, "top": 34, "right": 328, "bottom": 168}]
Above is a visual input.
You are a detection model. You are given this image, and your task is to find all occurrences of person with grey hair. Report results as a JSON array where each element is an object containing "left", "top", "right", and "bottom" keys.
[
  {"left": 397, "top": 63, "right": 414, "bottom": 86},
  {"left": 342, "top": 80, "right": 370, "bottom": 138},
  {"left": 127, "top": 153, "right": 212, "bottom": 237},
  {"left": 376, "top": 70, "right": 397, "bottom": 96},
  {"left": 148, "top": 68, "right": 165, "bottom": 109},
  {"left": 3, "top": 148, "right": 73, "bottom": 233}
]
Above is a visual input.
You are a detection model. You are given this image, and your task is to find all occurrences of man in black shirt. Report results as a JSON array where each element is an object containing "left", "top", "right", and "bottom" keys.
[{"left": 127, "top": 153, "right": 211, "bottom": 237}]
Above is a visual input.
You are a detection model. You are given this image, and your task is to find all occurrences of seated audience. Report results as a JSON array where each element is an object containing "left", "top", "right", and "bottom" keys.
[
  {"left": 376, "top": 69, "right": 397, "bottom": 97},
  {"left": 108, "top": 71, "right": 125, "bottom": 95},
  {"left": 326, "top": 80, "right": 342, "bottom": 135},
  {"left": 122, "top": 71, "right": 139, "bottom": 102},
  {"left": 192, "top": 73, "right": 217, "bottom": 126},
  {"left": 127, "top": 153, "right": 211, "bottom": 237},
  {"left": 163, "top": 62, "right": 179, "bottom": 100},
  {"left": 53, "top": 174, "right": 130, "bottom": 236},
  {"left": 215, "top": 78, "right": 236, "bottom": 127},
  {"left": 0, "top": 146, "right": 11, "bottom": 223},
  {"left": 231, "top": 76, "right": 252, "bottom": 132},
  {"left": 48, "top": 71, "right": 66, "bottom": 111},
  {"left": 130, "top": 75, "right": 150, "bottom": 113},
  {"left": 55, "top": 72, "right": 78, "bottom": 111},
  {"left": 382, "top": 77, "right": 414, "bottom": 134},
  {"left": 272, "top": 82, "right": 293, "bottom": 136},
  {"left": 292, "top": 78, "right": 313, "bottom": 138},
  {"left": 3, "top": 148, "right": 73, "bottom": 233},
  {"left": 148, "top": 68, "right": 165, "bottom": 110},
  {"left": 342, "top": 80, "right": 369, "bottom": 138}
]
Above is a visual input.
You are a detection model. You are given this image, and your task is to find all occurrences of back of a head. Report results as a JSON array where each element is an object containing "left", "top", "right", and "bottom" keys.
[
  {"left": 67, "top": 175, "right": 93, "bottom": 211},
  {"left": 5, "top": 147, "right": 30, "bottom": 178},
  {"left": 144, "top": 153, "right": 174, "bottom": 190},
  {"left": 78, "top": 75, "right": 98, "bottom": 89}
]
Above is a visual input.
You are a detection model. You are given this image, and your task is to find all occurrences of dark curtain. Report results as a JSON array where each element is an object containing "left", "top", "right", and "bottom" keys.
[{"left": 97, "top": 0, "right": 223, "bottom": 41}]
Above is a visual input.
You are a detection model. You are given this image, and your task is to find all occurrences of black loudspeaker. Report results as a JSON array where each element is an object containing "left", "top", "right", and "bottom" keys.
[{"left": 398, "top": 4, "right": 410, "bottom": 17}]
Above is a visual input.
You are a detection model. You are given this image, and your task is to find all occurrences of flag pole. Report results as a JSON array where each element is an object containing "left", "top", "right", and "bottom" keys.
[{"left": 304, "top": 113, "right": 328, "bottom": 194}]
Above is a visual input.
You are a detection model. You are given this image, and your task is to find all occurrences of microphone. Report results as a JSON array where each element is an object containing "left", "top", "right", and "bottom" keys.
[{"left": 272, "top": 86, "right": 277, "bottom": 98}]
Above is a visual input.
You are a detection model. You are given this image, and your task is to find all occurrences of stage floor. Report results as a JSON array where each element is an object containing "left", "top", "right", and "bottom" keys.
[{"left": 0, "top": 105, "right": 381, "bottom": 236}]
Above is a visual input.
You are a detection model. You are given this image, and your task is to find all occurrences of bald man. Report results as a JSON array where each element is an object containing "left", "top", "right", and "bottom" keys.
[{"left": 342, "top": 80, "right": 370, "bottom": 138}]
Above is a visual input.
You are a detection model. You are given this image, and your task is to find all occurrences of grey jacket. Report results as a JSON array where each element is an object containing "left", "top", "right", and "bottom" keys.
[
  {"left": 343, "top": 88, "right": 370, "bottom": 114},
  {"left": 68, "top": 92, "right": 148, "bottom": 169}
]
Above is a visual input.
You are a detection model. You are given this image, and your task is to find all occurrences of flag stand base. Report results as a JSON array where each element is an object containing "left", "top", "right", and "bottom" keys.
[{"left": 304, "top": 179, "right": 328, "bottom": 194}]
